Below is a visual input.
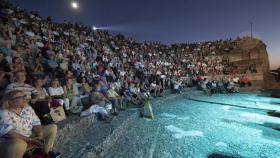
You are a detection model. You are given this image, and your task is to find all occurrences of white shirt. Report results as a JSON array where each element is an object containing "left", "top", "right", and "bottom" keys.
[
  {"left": 107, "top": 89, "right": 119, "bottom": 98},
  {"left": 233, "top": 77, "right": 239, "bottom": 83},
  {"left": 48, "top": 86, "right": 64, "bottom": 96}
]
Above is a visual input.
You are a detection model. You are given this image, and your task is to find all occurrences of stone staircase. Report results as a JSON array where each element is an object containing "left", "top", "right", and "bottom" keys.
[{"left": 53, "top": 110, "right": 137, "bottom": 158}]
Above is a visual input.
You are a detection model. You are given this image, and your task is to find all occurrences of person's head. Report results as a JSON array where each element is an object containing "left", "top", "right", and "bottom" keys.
[
  {"left": 65, "top": 70, "right": 73, "bottom": 76},
  {"left": 93, "top": 83, "right": 101, "bottom": 92},
  {"left": 80, "top": 77, "right": 87, "bottom": 83},
  {"left": 66, "top": 78, "right": 73, "bottom": 85},
  {"left": 130, "top": 82, "right": 135, "bottom": 88},
  {"left": 51, "top": 78, "right": 60, "bottom": 87},
  {"left": 14, "top": 71, "right": 26, "bottom": 83},
  {"left": 12, "top": 57, "right": 22, "bottom": 64},
  {"left": 0, "top": 90, "right": 28, "bottom": 110},
  {"left": 34, "top": 78, "right": 44, "bottom": 88}
]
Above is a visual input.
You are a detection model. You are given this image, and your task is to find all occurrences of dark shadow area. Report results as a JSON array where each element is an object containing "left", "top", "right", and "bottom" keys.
[
  {"left": 263, "top": 123, "right": 280, "bottom": 131},
  {"left": 267, "top": 111, "right": 280, "bottom": 118},
  {"left": 262, "top": 122, "right": 280, "bottom": 137},
  {"left": 208, "top": 152, "right": 241, "bottom": 158},
  {"left": 258, "top": 90, "right": 280, "bottom": 98},
  {"left": 184, "top": 96, "right": 269, "bottom": 112}
]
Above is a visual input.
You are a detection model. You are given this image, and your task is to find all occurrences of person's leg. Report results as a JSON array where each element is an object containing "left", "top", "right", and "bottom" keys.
[
  {"left": 117, "top": 98, "right": 123, "bottom": 109},
  {"left": 110, "top": 98, "right": 119, "bottom": 114},
  {"left": 76, "top": 97, "right": 83, "bottom": 106},
  {"left": 70, "top": 96, "right": 83, "bottom": 108},
  {"left": 122, "top": 97, "right": 128, "bottom": 108},
  {"left": 0, "top": 138, "right": 27, "bottom": 158},
  {"left": 155, "top": 87, "right": 158, "bottom": 96},
  {"left": 42, "top": 124, "right": 58, "bottom": 152},
  {"left": 139, "top": 105, "right": 144, "bottom": 117},
  {"left": 70, "top": 96, "right": 77, "bottom": 108},
  {"left": 64, "top": 98, "right": 70, "bottom": 110}
]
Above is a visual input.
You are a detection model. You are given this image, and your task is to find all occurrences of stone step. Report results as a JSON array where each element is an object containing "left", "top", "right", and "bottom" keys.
[{"left": 54, "top": 90, "right": 179, "bottom": 158}]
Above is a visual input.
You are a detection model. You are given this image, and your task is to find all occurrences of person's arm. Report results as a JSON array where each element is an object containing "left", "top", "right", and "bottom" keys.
[
  {"left": 4, "top": 128, "right": 31, "bottom": 142},
  {"left": 4, "top": 129, "right": 44, "bottom": 148},
  {"left": 4, "top": 83, "right": 14, "bottom": 93},
  {"left": 103, "top": 95, "right": 110, "bottom": 102},
  {"left": 63, "top": 86, "right": 68, "bottom": 98},
  {"left": 30, "top": 106, "right": 43, "bottom": 140},
  {"left": 32, "top": 125, "right": 43, "bottom": 140}
]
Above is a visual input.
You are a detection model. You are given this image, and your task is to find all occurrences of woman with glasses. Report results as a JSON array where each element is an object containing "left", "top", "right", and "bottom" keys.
[{"left": 0, "top": 90, "right": 60, "bottom": 158}]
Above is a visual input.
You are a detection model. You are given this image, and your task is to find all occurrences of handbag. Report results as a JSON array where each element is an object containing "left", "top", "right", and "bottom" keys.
[
  {"left": 50, "top": 99, "right": 61, "bottom": 108},
  {"left": 50, "top": 106, "right": 66, "bottom": 123}
]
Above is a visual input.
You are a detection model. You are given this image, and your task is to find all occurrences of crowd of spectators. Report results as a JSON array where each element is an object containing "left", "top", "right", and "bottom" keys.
[
  {"left": 194, "top": 74, "right": 252, "bottom": 95},
  {"left": 0, "top": 1, "right": 257, "bottom": 157}
]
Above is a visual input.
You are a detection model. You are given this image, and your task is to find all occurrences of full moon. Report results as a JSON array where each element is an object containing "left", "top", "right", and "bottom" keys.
[{"left": 71, "top": 1, "right": 79, "bottom": 9}]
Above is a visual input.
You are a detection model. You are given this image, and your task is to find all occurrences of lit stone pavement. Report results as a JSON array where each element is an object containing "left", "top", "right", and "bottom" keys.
[{"left": 103, "top": 91, "right": 280, "bottom": 158}]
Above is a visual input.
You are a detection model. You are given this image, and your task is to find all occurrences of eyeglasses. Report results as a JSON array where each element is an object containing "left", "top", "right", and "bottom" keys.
[{"left": 13, "top": 95, "right": 27, "bottom": 100}]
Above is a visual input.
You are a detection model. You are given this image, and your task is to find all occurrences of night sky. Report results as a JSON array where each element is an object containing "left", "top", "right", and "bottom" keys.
[{"left": 10, "top": 0, "right": 280, "bottom": 69}]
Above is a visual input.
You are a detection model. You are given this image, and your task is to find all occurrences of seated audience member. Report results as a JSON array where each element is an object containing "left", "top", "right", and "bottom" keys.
[
  {"left": 31, "top": 78, "right": 53, "bottom": 125},
  {"left": 240, "top": 74, "right": 252, "bottom": 87},
  {"left": 216, "top": 79, "right": 226, "bottom": 93},
  {"left": 139, "top": 82, "right": 151, "bottom": 100},
  {"left": 0, "top": 90, "right": 60, "bottom": 158},
  {"left": 232, "top": 75, "right": 240, "bottom": 85},
  {"left": 11, "top": 57, "right": 25, "bottom": 73},
  {"left": 107, "top": 83, "right": 122, "bottom": 114},
  {"left": 226, "top": 79, "right": 239, "bottom": 93},
  {"left": 31, "top": 58, "right": 45, "bottom": 79},
  {"left": 173, "top": 79, "right": 183, "bottom": 94},
  {"left": 200, "top": 78, "right": 211, "bottom": 95},
  {"left": 79, "top": 76, "right": 92, "bottom": 95},
  {"left": 86, "top": 84, "right": 112, "bottom": 120},
  {"left": 5, "top": 71, "right": 38, "bottom": 102},
  {"left": 150, "top": 80, "right": 162, "bottom": 97},
  {"left": 90, "top": 84, "right": 112, "bottom": 110},
  {"left": 63, "top": 78, "right": 83, "bottom": 113},
  {"left": 48, "top": 78, "right": 70, "bottom": 115},
  {"left": 65, "top": 70, "right": 74, "bottom": 80},
  {"left": 46, "top": 55, "right": 58, "bottom": 71},
  {"left": 126, "top": 82, "right": 142, "bottom": 105}
]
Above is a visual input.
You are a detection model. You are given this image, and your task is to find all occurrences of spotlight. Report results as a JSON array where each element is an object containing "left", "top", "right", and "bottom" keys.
[
  {"left": 93, "top": 26, "right": 97, "bottom": 31},
  {"left": 71, "top": 1, "right": 79, "bottom": 9}
]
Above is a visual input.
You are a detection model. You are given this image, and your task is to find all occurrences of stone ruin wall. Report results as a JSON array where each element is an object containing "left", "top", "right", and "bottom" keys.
[
  {"left": 202, "top": 37, "right": 270, "bottom": 89},
  {"left": 227, "top": 37, "right": 270, "bottom": 89}
]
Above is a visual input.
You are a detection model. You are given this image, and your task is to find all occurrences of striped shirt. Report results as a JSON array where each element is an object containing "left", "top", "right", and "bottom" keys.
[{"left": 5, "top": 83, "right": 38, "bottom": 100}]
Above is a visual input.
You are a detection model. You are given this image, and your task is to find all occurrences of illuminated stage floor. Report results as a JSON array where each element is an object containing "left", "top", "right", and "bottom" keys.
[{"left": 103, "top": 91, "right": 280, "bottom": 158}]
